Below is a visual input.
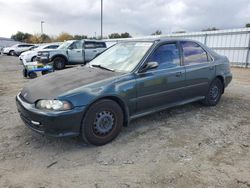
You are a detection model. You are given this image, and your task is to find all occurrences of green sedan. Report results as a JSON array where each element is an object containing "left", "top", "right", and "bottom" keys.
[{"left": 16, "top": 38, "right": 232, "bottom": 145}]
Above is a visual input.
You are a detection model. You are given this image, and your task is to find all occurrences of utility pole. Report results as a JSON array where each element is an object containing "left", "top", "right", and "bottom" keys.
[
  {"left": 101, "top": 0, "right": 103, "bottom": 39},
  {"left": 41, "top": 21, "right": 45, "bottom": 35}
]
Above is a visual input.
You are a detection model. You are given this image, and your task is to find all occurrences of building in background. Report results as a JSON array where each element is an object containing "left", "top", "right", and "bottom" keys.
[{"left": 0, "top": 37, "right": 20, "bottom": 49}]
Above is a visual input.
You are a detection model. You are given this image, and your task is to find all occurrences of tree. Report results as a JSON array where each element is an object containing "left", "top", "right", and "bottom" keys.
[
  {"left": 108, "top": 32, "right": 132, "bottom": 39},
  {"left": 73, "top": 35, "right": 88, "bottom": 40},
  {"left": 109, "top": 33, "right": 121, "bottom": 39},
  {"left": 202, "top": 27, "right": 219, "bottom": 31},
  {"left": 151, "top": 30, "right": 162, "bottom": 35},
  {"left": 28, "top": 34, "right": 41, "bottom": 43},
  {"left": 40, "top": 34, "right": 52, "bottom": 43},
  {"left": 173, "top": 31, "right": 186, "bottom": 34},
  {"left": 56, "top": 32, "right": 74, "bottom": 42},
  {"left": 120, "top": 32, "right": 132, "bottom": 38},
  {"left": 11, "top": 31, "right": 32, "bottom": 43},
  {"left": 246, "top": 23, "right": 250, "bottom": 28}
]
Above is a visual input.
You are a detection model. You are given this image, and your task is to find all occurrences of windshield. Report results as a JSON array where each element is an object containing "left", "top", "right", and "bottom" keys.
[
  {"left": 89, "top": 42, "right": 153, "bottom": 72},
  {"left": 58, "top": 41, "right": 73, "bottom": 49}
]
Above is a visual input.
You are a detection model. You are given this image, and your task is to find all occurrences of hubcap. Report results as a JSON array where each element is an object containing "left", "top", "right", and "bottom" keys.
[
  {"left": 93, "top": 111, "right": 115, "bottom": 136},
  {"left": 210, "top": 85, "right": 219, "bottom": 100},
  {"left": 56, "top": 62, "right": 63, "bottom": 69}
]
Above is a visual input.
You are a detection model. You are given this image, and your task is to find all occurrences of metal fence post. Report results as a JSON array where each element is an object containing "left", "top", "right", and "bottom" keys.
[
  {"left": 204, "top": 34, "right": 208, "bottom": 45},
  {"left": 246, "top": 31, "right": 250, "bottom": 68}
]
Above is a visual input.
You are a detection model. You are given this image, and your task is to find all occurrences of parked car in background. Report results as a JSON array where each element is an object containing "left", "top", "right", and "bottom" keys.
[
  {"left": 36, "top": 40, "right": 107, "bottom": 69},
  {"left": 3, "top": 44, "right": 35, "bottom": 56},
  {"left": 19, "top": 43, "right": 60, "bottom": 62},
  {"left": 16, "top": 38, "right": 232, "bottom": 145}
]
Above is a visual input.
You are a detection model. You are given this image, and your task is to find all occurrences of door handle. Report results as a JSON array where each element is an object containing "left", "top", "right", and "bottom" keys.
[
  {"left": 93, "top": 50, "right": 97, "bottom": 52},
  {"left": 175, "top": 72, "right": 182, "bottom": 77}
]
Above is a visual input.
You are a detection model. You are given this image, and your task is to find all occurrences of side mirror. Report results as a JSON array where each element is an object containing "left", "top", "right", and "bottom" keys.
[{"left": 139, "top": 61, "right": 159, "bottom": 73}]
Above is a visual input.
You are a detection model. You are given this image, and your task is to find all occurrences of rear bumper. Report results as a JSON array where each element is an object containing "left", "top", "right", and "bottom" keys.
[
  {"left": 16, "top": 93, "right": 85, "bottom": 137},
  {"left": 224, "top": 72, "right": 232, "bottom": 87}
]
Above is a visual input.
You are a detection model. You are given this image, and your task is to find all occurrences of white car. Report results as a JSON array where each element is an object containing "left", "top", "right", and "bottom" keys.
[
  {"left": 19, "top": 43, "right": 60, "bottom": 62},
  {"left": 3, "top": 44, "right": 35, "bottom": 56}
]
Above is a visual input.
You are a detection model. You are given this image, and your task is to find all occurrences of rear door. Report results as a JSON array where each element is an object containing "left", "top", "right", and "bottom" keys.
[
  {"left": 84, "top": 41, "right": 98, "bottom": 62},
  {"left": 180, "top": 41, "right": 215, "bottom": 99},
  {"left": 95, "top": 42, "right": 107, "bottom": 54},
  {"left": 67, "top": 41, "right": 84, "bottom": 63},
  {"left": 135, "top": 42, "right": 186, "bottom": 113}
]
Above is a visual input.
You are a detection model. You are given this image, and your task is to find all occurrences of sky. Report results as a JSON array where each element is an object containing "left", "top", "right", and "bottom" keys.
[{"left": 0, "top": 0, "right": 250, "bottom": 38}]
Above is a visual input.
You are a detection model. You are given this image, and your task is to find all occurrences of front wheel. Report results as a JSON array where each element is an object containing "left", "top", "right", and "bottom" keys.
[
  {"left": 10, "top": 50, "right": 15, "bottom": 56},
  {"left": 31, "top": 56, "right": 37, "bottom": 62},
  {"left": 81, "top": 99, "right": 124, "bottom": 146},
  {"left": 202, "top": 78, "right": 223, "bottom": 106},
  {"left": 53, "top": 57, "right": 66, "bottom": 70}
]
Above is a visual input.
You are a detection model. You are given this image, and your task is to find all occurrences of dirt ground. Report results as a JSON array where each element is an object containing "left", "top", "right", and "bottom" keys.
[{"left": 0, "top": 55, "right": 249, "bottom": 188}]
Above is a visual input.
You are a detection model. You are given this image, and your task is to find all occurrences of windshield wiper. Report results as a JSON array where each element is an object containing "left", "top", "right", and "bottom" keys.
[{"left": 91, "top": 64, "right": 115, "bottom": 72}]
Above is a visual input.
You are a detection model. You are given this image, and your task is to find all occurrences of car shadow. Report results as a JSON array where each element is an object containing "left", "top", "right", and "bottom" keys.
[{"left": 23, "top": 101, "right": 205, "bottom": 151}]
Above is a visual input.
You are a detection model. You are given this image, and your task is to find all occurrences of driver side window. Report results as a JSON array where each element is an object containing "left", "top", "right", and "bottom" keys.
[
  {"left": 70, "top": 41, "right": 82, "bottom": 49},
  {"left": 148, "top": 43, "right": 181, "bottom": 70}
]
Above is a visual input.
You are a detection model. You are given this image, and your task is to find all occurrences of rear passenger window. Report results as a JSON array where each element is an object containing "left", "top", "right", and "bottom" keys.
[
  {"left": 95, "top": 42, "right": 106, "bottom": 48},
  {"left": 181, "top": 41, "right": 210, "bottom": 65},
  {"left": 84, "top": 42, "right": 95, "bottom": 49},
  {"left": 45, "top": 45, "right": 59, "bottom": 49},
  {"left": 148, "top": 43, "right": 180, "bottom": 70}
]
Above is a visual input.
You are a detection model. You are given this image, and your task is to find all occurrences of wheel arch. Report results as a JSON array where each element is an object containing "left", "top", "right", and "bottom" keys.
[
  {"left": 51, "top": 54, "right": 68, "bottom": 63},
  {"left": 31, "top": 56, "right": 37, "bottom": 61},
  {"left": 215, "top": 75, "right": 225, "bottom": 94}
]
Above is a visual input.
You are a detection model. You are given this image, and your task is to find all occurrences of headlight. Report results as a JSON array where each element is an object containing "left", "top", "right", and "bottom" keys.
[
  {"left": 39, "top": 51, "right": 49, "bottom": 57},
  {"left": 36, "top": 100, "right": 73, "bottom": 111}
]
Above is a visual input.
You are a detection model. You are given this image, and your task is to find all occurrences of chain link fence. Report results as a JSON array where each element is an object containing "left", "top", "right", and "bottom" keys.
[{"left": 105, "top": 28, "right": 250, "bottom": 68}]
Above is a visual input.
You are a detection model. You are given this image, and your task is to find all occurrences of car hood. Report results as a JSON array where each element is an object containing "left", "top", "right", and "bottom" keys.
[
  {"left": 20, "top": 51, "right": 32, "bottom": 56},
  {"left": 20, "top": 66, "right": 122, "bottom": 103}
]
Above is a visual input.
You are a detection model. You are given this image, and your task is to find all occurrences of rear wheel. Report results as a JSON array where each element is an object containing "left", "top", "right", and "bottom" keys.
[
  {"left": 53, "top": 57, "right": 66, "bottom": 70},
  {"left": 10, "top": 50, "right": 15, "bottom": 56},
  {"left": 202, "top": 78, "right": 223, "bottom": 106},
  {"left": 81, "top": 99, "right": 124, "bottom": 146}
]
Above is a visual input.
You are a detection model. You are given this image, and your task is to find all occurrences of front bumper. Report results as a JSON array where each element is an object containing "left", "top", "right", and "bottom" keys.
[
  {"left": 224, "top": 72, "right": 233, "bottom": 88},
  {"left": 16, "top": 93, "right": 85, "bottom": 137},
  {"left": 37, "top": 56, "right": 50, "bottom": 64}
]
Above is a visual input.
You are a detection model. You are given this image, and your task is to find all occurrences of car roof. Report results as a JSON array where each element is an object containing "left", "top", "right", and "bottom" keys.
[
  {"left": 81, "top": 39, "right": 106, "bottom": 43},
  {"left": 115, "top": 38, "right": 200, "bottom": 43}
]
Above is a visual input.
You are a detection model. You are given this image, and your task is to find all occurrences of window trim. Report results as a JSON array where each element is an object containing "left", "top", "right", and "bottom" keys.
[
  {"left": 138, "top": 41, "right": 182, "bottom": 72},
  {"left": 180, "top": 41, "right": 214, "bottom": 66}
]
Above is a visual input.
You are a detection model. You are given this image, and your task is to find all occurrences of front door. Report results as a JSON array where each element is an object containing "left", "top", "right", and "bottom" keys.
[
  {"left": 67, "top": 41, "right": 84, "bottom": 63},
  {"left": 135, "top": 42, "right": 186, "bottom": 114}
]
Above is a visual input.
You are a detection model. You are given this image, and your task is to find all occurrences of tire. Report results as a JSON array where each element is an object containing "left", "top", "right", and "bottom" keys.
[
  {"left": 53, "top": 57, "right": 66, "bottom": 70},
  {"left": 202, "top": 78, "right": 223, "bottom": 106},
  {"left": 81, "top": 99, "right": 124, "bottom": 146},
  {"left": 31, "top": 56, "right": 37, "bottom": 62},
  {"left": 28, "top": 71, "right": 37, "bottom": 79},
  {"left": 10, "top": 50, "right": 15, "bottom": 56},
  {"left": 22, "top": 68, "right": 28, "bottom": 78},
  {"left": 41, "top": 70, "right": 49, "bottom": 75}
]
